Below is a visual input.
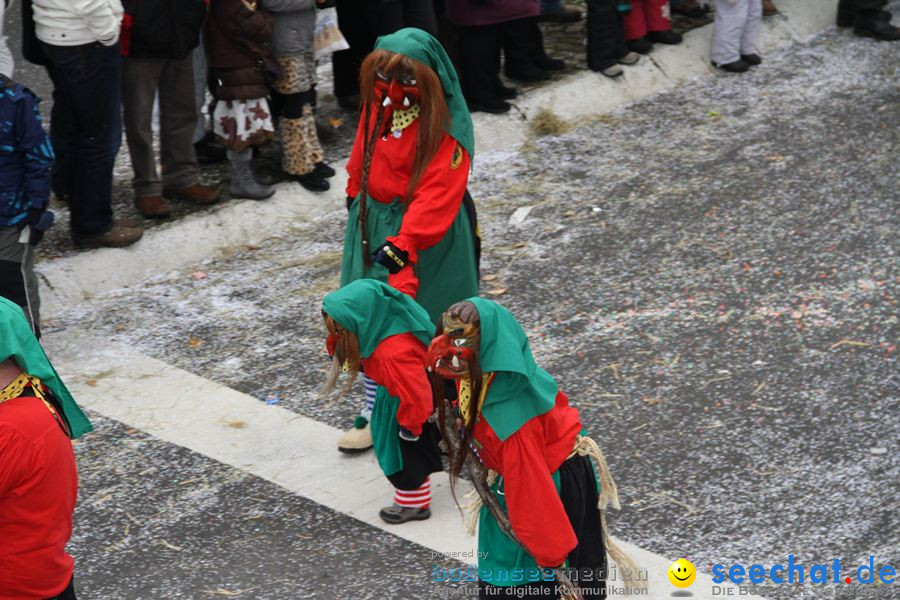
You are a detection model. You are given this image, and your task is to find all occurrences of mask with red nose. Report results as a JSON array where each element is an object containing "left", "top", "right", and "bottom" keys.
[
  {"left": 426, "top": 308, "right": 480, "bottom": 380},
  {"left": 374, "top": 69, "right": 420, "bottom": 111}
]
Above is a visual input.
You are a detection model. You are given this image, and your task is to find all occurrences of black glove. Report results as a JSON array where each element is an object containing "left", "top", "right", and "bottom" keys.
[
  {"left": 346, "top": 196, "right": 355, "bottom": 211},
  {"left": 372, "top": 240, "right": 409, "bottom": 274},
  {"left": 398, "top": 426, "right": 420, "bottom": 442},
  {"left": 17, "top": 207, "right": 54, "bottom": 246}
]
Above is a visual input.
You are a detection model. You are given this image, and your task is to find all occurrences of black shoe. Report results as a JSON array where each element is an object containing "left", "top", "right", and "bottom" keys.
[
  {"left": 467, "top": 96, "right": 511, "bottom": 114},
  {"left": 854, "top": 18, "right": 900, "bottom": 41},
  {"left": 495, "top": 84, "right": 518, "bottom": 100},
  {"left": 647, "top": 29, "right": 683, "bottom": 45},
  {"left": 533, "top": 54, "right": 566, "bottom": 71},
  {"left": 505, "top": 64, "right": 550, "bottom": 82},
  {"left": 194, "top": 138, "right": 226, "bottom": 165},
  {"left": 287, "top": 172, "right": 330, "bottom": 192},
  {"left": 838, "top": 9, "right": 892, "bottom": 27},
  {"left": 314, "top": 161, "right": 336, "bottom": 178},
  {"left": 627, "top": 37, "right": 654, "bottom": 54},
  {"left": 740, "top": 53, "right": 762, "bottom": 66},
  {"left": 712, "top": 59, "right": 750, "bottom": 73}
]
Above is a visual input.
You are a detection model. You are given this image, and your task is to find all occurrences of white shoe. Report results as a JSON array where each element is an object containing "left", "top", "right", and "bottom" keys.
[
  {"left": 338, "top": 420, "right": 373, "bottom": 454},
  {"left": 618, "top": 52, "right": 640, "bottom": 65}
]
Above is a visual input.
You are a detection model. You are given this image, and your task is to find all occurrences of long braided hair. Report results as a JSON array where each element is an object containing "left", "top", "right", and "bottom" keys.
[
  {"left": 356, "top": 50, "right": 450, "bottom": 264},
  {"left": 429, "top": 301, "right": 483, "bottom": 506}
]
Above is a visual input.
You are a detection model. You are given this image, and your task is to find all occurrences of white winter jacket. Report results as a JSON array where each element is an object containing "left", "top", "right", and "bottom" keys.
[{"left": 32, "top": 0, "right": 124, "bottom": 47}]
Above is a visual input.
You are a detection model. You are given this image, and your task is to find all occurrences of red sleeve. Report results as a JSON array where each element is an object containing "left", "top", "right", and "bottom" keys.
[
  {"left": 0, "top": 425, "right": 36, "bottom": 497},
  {"left": 345, "top": 114, "right": 366, "bottom": 199},
  {"left": 367, "top": 335, "right": 433, "bottom": 436},
  {"left": 386, "top": 134, "right": 470, "bottom": 263},
  {"left": 500, "top": 419, "right": 578, "bottom": 568}
]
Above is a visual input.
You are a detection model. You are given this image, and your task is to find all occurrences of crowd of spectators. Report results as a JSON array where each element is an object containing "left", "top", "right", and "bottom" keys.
[{"left": 0, "top": 0, "right": 897, "bottom": 338}]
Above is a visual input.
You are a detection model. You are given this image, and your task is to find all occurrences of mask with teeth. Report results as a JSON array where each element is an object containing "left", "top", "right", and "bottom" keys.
[{"left": 426, "top": 301, "right": 480, "bottom": 380}]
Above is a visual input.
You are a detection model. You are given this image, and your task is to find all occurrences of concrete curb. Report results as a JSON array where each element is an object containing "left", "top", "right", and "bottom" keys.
[{"left": 38, "top": 0, "right": 838, "bottom": 319}]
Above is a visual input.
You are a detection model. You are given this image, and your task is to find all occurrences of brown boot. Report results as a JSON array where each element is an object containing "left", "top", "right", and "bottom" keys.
[
  {"left": 72, "top": 224, "right": 143, "bottom": 250},
  {"left": 163, "top": 183, "right": 220, "bottom": 206},
  {"left": 762, "top": 0, "right": 779, "bottom": 17},
  {"left": 135, "top": 195, "right": 172, "bottom": 219}
]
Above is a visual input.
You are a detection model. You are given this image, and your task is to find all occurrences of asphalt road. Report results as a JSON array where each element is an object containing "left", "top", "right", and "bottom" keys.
[{"left": 26, "top": 12, "right": 900, "bottom": 600}]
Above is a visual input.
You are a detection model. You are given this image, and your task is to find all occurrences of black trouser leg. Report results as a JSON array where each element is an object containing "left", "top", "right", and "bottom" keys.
[
  {"left": 333, "top": 0, "right": 405, "bottom": 98},
  {"left": 587, "top": 0, "right": 623, "bottom": 71},
  {"left": 502, "top": 17, "right": 538, "bottom": 73},
  {"left": 455, "top": 24, "right": 503, "bottom": 103}
]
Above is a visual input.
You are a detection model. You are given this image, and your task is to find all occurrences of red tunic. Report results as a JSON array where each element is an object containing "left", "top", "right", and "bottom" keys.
[
  {"left": 345, "top": 108, "right": 471, "bottom": 296},
  {"left": 0, "top": 395, "right": 78, "bottom": 600},
  {"left": 361, "top": 333, "right": 433, "bottom": 436},
  {"left": 472, "top": 389, "right": 583, "bottom": 568}
]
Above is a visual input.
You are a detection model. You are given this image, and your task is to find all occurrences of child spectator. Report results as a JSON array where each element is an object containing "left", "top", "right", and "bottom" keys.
[
  {"left": 262, "top": 0, "right": 335, "bottom": 192},
  {"left": 0, "top": 75, "right": 54, "bottom": 338},
  {"left": 205, "top": 0, "right": 277, "bottom": 200},
  {"left": 624, "top": 0, "right": 683, "bottom": 54},
  {"left": 711, "top": 0, "right": 762, "bottom": 72}
]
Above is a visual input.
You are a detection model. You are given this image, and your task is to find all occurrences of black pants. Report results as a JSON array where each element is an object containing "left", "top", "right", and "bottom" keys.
[
  {"left": 40, "top": 41, "right": 122, "bottom": 235},
  {"left": 502, "top": 17, "right": 546, "bottom": 73},
  {"left": 455, "top": 23, "right": 504, "bottom": 104},
  {"left": 479, "top": 455, "right": 608, "bottom": 599},
  {"left": 386, "top": 421, "right": 443, "bottom": 490},
  {"left": 332, "top": 0, "right": 437, "bottom": 99},
  {"left": 47, "top": 576, "right": 77, "bottom": 600},
  {"left": 587, "top": 0, "right": 627, "bottom": 71}
]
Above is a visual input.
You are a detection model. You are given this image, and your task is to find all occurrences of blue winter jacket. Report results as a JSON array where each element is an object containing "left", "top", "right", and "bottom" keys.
[{"left": 0, "top": 76, "right": 54, "bottom": 228}]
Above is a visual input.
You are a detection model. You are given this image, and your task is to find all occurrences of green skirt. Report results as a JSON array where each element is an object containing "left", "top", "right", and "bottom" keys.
[
  {"left": 341, "top": 194, "right": 479, "bottom": 324},
  {"left": 371, "top": 386, "right": 403, "bottom": 476},
  {"left": 477, "top": 473, "right": 562, "bottom": 586}
]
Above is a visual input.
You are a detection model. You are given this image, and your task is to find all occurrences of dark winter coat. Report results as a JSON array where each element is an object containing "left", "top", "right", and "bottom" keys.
[
  {"left": 205, "top": 0, "right": 275, "bottom": 100},
  {"left": 445, "top": 0, "right": 540, "bottom": 27},
  {"left": 120, "top": 0, "right": 208, "bottom": 60}
]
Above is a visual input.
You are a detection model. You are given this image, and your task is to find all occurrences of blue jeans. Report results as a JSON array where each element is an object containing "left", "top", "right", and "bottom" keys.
[{"left": 40, "top": 41, "right": 121, "bottom": 236}]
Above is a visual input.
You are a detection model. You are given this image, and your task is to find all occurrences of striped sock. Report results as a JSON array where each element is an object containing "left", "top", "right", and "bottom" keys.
[
  {"left": 394, "top": 477, "right": 431, "bottom": 509},
  {"left": 361, "top": 374, "right": 377, "bottom": 421}
]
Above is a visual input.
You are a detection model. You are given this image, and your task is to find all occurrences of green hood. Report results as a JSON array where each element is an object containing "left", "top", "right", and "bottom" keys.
[
  {"left": 468, "top": 298, "right": 557, "bottom": 441},
  {"left": 375, "top": 27, "right": 475, "bottom": 161},
  {"left": 322, "top": 279, "right": 435, "bottom": 358},
  {"left": 0, "top": 298, "right": 92, "bottom": 438}
]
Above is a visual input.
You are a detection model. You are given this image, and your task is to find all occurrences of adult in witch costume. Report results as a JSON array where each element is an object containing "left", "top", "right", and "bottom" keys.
[
  {"left": 0, "top": 298, "right": 92, "bottom": 599},
  {"left": 427, "top": 299, "right": 634, "bottom": 599},
  {"left": 322, "top": 280, "right": 444, "bottom": 523},
  {"left": 337, "top": 28, "right": 480, "bottom": 454}
]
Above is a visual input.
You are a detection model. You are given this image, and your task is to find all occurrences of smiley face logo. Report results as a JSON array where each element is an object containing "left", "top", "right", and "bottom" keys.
[{"left": 668, "top": 558, "right": 696, "bottom": 588}]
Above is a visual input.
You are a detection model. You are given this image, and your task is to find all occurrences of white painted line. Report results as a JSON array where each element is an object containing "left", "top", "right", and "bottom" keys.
[{"left": 44, "top": 328, "right": 753, "bottom": 598}]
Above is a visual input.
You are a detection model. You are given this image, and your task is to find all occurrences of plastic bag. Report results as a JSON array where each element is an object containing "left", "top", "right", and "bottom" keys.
[{"left": 314, "top": 7, "right": 349, "bottom": 60}]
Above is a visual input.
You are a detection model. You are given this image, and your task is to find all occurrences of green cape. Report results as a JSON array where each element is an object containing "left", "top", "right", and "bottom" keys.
[
  {"left": 468, "top": 298, "right": 557, "bottom": 441},
  {"left": 322, "top": 279, "right": 435, "bottom": 358},
  {"left": 375, "top": 27, "right": 475, "bottom": 160},
  {"left": 0, "top": 297, "right": 93, "bottom": 438}
]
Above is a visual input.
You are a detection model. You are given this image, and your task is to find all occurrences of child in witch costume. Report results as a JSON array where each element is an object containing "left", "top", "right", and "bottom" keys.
[
  {"left": 1, "top": 297, "right": 93, "bottom": 599},
  {"left": 427, "top": 299, "right": 634, "bottom": 599},
  {"left": 336, "top": 28, "right": 480, "bottom": 454},
  {"left": 322, "top": 280, "right": 444, "bottom": 523}
]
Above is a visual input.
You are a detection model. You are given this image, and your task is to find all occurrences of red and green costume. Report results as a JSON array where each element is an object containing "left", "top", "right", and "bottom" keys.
[
  {"left": 322, "top": 281, "right": 442, "bottom": 494},
  {"left": 341, "top": 28, "right": 479, "bottom": 325},
  {"left": 455, "top": 299, "right": 621, "bottom": 596}
]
